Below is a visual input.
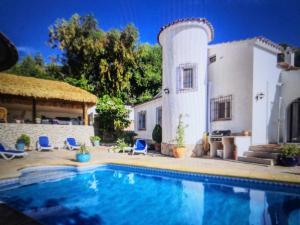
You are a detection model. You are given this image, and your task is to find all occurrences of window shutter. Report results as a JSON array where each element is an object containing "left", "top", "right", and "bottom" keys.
[
  {"left": 193, "top": 64, "right": 198, "bottom": 90},
  {"left": 176, "top": 67, "right": 181, "bottom": 92}
]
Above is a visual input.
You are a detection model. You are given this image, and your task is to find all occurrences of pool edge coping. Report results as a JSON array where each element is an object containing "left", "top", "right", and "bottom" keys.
[{"left": 0, "top": 162, "right": 300, "bottom": 189}]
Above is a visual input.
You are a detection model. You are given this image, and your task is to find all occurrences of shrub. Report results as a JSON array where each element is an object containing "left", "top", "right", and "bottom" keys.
[
  {"left": 77, "top": 144, "right": 90, "bottom": 154},
  {"left": 279, "top": 144, "right": 300, "bottom": 158},
  {"left": 175, "top": 114, "right": 185, "bottom": 148},
  {"left": 17, "top": 134, "right": 30, "bottom": 147},
  {"left": 96, "top": 95, "right": 130, "bottom": 134},
  {"left": 120, "top": 131, "right": 137, "bottom": 145},
  {"left": 90, "top": 136, "right": 101, "bottom": 142},
  {"left": 113, "top": 138, "right": 128, "bottom": 152},
  {"left": 152, "top": 124, "right": 162, "bottom": 144}
]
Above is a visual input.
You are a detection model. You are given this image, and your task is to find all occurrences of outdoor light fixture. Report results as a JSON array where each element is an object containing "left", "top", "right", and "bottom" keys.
[
  {"left": 163, "top": 88, "right": 170, "bottom": 94},
  {"left": 255, "top": 92, "right": 264, "bottom": 101}
]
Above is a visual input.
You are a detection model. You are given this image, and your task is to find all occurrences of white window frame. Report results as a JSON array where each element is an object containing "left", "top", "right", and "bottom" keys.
[
  {"left": 177, "top": 63, "right": 197, "bottom": 92},
  {"left": 138, "top": 111, "right": 146, "bottom": 130}
]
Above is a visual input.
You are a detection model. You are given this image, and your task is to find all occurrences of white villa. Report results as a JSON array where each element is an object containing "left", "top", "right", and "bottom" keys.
[{"left": 134, "top": 18, "right": 300, "bottom": 159}]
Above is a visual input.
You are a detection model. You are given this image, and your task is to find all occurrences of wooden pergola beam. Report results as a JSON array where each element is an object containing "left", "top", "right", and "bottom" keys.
[
  {"left": 82, "top": 103, "right": 88, "bottom": 125},
  {"left": 32, "top": 98, "right": 36, "bottom": 123}
]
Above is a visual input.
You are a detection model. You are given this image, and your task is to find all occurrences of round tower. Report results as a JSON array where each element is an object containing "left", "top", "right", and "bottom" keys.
[{"left": 158, "top": 18, "right": 214, "bottom": 156}]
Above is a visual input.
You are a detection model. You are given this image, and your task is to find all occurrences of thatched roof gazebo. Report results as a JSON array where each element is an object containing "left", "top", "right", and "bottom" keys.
[{"left": 0, "top": 72, "right": 97, "bottom": 125}]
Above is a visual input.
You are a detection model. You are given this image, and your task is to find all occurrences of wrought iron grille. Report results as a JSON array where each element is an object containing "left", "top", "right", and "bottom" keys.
[{"left": 210, "top": 95, "right": 232, "bottom": 121}]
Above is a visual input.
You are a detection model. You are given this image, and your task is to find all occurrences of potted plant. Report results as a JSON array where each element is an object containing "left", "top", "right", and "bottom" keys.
[
  {"left": 277, "top": 144, "right": 299, "bottom": 167},
  {"left": 173, "top": 114, "right": 186, "bottom": 158},
  {"left": 90, "top": 136, "right": 101, "bottom": 146},
  {"left": 16, "top": 134, "right": 30, "bottom": 151},
  {"left": 76, "top": 144, "right": 91, "bottom": 162},
  {"left": 152, "top": 124, "right": 162, "bottom": 151}
]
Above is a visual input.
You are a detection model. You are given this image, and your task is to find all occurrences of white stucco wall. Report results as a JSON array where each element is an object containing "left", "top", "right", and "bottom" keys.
[
  {"left": 134, "top": 98, "right": 162, "bottom": 140},
  {"left": 252, "top": 46, "right": 282, "bottom": 145},
  {"left": 159, "top": 21, "right": 211, "bottom": 147},
  {"left": 281, "top": 71, "right": 300, "bottom": 107},
  {"left": 280, "top": 70, "right": 300, "bottom": 142},
  {"left": 208, "top": 40, "right": 253, "bottom": 134}
]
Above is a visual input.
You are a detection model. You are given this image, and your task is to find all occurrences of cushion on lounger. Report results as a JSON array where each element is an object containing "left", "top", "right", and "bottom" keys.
[
  {"left": 39, "top": 136, "right": 49, "bottom": 147},
  {"left": 67, "top": 138, "right": 77, "bottom": 146},
  {"left": 135, "top": 139, "right": 146, "bottom": 150}
]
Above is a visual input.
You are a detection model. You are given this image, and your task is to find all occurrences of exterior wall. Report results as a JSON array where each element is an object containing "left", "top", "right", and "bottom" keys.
[
  {"left": 0, "top": 123, "right": 95, "bottom": 149},
  {"left": 280, "top": 70, "right": 300, "bottom": 142},
  {"left": 252, "top": 46, "right": 282, "bottom": 144},
  {"left": 125, "top": 105, "right": 135, "bottom": 131},
  {"left": 1, "top": 102, "right": 83, "bottom": 123},
  {"left": 134, "top": 98, "right": 162, "bottom": 140},
  {"left": 159, "top": 22, "right": 211, "bottom": 156},
  {"left": 208, "top": 41, "right": 253, "bottom": 134}
]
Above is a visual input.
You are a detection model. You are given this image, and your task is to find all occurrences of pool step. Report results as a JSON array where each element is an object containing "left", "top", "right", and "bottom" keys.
[{"left": 238, "top": 156, "right": 275, "bottom": 166}]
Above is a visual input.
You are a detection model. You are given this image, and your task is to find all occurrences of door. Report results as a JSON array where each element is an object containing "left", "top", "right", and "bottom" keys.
[{"left": 289, "top": 99, "right": 300, "bottom": 142}]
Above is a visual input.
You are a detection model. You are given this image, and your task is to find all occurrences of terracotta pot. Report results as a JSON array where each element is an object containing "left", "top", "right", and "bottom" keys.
[
  {"left": 173, "top": 147, "right": 186, "bottom": 158},
  {"left": 154, "top": 143, "right": 161, "bottom": 152}
]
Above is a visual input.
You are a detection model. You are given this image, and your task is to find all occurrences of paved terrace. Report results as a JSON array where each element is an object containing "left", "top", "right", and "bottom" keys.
[{"left": 0, "top": 147, "right": 300, "bottom": 184}]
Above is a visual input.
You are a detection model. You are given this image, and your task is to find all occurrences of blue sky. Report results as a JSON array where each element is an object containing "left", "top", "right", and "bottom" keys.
[{"left": 1, "top": 0, "right": 300, "bottom": 63}]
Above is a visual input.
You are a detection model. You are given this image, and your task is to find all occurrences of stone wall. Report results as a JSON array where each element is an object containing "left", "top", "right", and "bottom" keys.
[{"left": 0, "top": 123, "right": 95, "bottom": 149}]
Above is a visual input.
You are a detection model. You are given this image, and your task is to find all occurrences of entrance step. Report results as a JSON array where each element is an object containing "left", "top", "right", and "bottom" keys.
[
  {"left": 243, "top": 151, "right": 279, "bottom": 159},
  {"left": 249, "top": 145, "right": 281, "bottom": 153},
  {"left": 238, "top": 156, "right": 275, "bottom": 166},
  {"left": 238, "top": 144, "right": 282, "bottom": 166}
]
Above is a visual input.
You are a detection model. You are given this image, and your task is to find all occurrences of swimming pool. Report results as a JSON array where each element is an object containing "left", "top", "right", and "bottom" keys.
[{"left": 0, "top": 164, "right": 299, "bottom": 225}]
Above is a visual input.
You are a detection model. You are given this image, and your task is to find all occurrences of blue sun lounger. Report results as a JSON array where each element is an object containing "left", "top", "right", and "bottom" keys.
[
  {"left": 37, "top": 136, "right": 53, "bottom": 151},
  {"left": 0, "top": 143, "right": 27, "bottom": 160},
  {"left": 132, "top": 139, "right": 148, "bottom": 155},
  {"left": 66, "top": 137, "right": 80, "bottom": 150}
]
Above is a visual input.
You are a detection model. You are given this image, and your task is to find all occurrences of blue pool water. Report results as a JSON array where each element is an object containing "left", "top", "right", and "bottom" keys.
[{"left": 0, "top": 165, "right": 300, "bottom": 225}]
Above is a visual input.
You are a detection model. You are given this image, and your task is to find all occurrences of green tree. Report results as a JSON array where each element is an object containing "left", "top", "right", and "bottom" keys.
[
  {"left": 46, "top": 63, "right": 64, "bottom": 80},
  {"left": 97, "top": 24, "right": 138, "bottom": 97},
  {"left": 48, "top": 14, "right": 105, "bottom": 79},
  {"left": 7, "top": 53, "right": 62, "bottom": 80},
  {"left": 49, "top": 14, "right": 139, "bottom": 100},
  {"left": 34, "top": 52, "right": 44, "bottom": 66},
  {"left": 131, "top": 43, "right": 162, "bottom": 104},
  {"left": 96, "top": 95, "right": 130, "bottom": 134},
  {"left": 64, "top": 75, "right": 95, "bottom": 93},
  {"left": 8, "top": 54, "right": 50, "bottom": 79}
]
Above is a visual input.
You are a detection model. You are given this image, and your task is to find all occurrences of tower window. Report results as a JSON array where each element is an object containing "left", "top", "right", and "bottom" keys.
[
  {"left": 183, "top": 68, "right": 193, "bottom": 89},
  {"left": 177, "top": 63, "right": 197, "bottom": 92}
]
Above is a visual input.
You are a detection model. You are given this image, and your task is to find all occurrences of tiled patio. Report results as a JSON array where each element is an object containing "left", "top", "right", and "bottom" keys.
[{"left": 0, "top": 146, "right": 300, "bottom": 184}]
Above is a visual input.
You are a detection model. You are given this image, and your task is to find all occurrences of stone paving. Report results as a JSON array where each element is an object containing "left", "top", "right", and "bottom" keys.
[{"left": 0, "top": 146, "right": 300, "bottom": 184}]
